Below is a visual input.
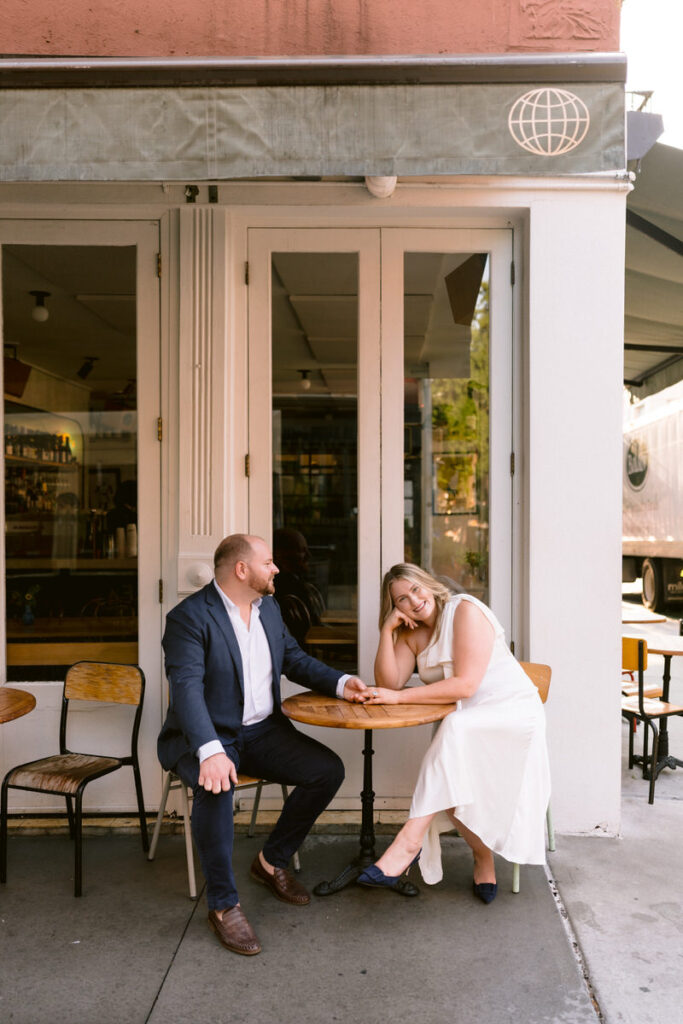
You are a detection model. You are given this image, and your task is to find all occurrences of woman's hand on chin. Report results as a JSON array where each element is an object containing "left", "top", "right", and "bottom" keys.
[
  {"left": 385, "top": 607, "right": 417, "bottom": 632},
  {"left": 366, "top": 686, "right": 401, "bottom": 704}
]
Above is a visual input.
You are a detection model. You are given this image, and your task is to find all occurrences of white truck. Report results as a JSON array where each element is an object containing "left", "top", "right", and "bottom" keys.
[{"left": 623, "top": 379, "right": 683, "bottom": 611}]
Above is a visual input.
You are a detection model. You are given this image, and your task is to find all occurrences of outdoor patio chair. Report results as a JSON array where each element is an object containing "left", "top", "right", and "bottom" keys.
[
  {"left": 511, "top": 662, "right": 555, "bottom": 894},
  {"left": 0, "top": 661, "right": 148, "bottom": 897},
  {"left": 148, "top": 770, "right": 300, "bottom": 898},
  {"left": 621, "top": 636, "right": 683, "bottom": 803}
]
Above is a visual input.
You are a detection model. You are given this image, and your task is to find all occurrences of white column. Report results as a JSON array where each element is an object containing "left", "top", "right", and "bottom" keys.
[
  {"left": 526, "top": 188, "right": 628, "bottom": 834},
  {"left": 175, "top": 207, "right": 232, "bottom": 595}
]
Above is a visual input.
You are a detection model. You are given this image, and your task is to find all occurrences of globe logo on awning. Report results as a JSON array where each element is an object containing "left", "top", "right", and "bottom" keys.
[{"left": 508, "top": 88, "right": 590, "bottom": 156}]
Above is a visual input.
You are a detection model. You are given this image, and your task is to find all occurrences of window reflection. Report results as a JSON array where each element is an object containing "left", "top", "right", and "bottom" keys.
[
  {"left": 404, "top": 253, "right": 490, "bottom": 600},
  {"left": 271, "top": 252, "right": 358, "bottom": 670},
  {"left": 3, "top": 245, "right": 138, "bottom": 679}
]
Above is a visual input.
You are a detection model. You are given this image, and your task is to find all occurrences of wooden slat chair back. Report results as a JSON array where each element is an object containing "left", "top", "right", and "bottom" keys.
[
  {"left": 65, "top": 660, "right": 144, "bottom": 705},
  {"left": 620, "top": 637, "right": 683, "bottom": 803},
  {"left": 621, "top": 635, "right": 661, "bottom": 699},
  {"left": 511, "top": 661, "right": 554, "bottom": 894},
  {"left": 148, "top": 771, "right": 300, "bottom": 899},
  {"left": 0, "top": 661, "right": 148, "bottom": 896}
]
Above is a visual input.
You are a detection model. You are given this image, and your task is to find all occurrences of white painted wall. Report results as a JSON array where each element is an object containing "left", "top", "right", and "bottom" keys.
[{"left": 525, "top": 190, "right": 626, "bottom": 835}]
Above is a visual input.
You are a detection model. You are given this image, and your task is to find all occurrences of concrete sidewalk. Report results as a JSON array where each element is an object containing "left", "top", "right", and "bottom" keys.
[
  {"left": 1, "top": 831, "right": 595, "bottom": 1024},
  {"left": 1, "top": 627, "right": 682, "bottom": 1024}
]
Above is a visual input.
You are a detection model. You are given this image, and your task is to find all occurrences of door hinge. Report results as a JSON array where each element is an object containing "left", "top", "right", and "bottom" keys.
[
  {"left": 244, "top": 261, "right": 249, "bottom": 285},
  {"left": 510, "top": 260, "right": 515, "bottom": 286},
  {"left": 158, "top": 579, "right": 164, "bottom": 603},
  {"left": 244, "top": 453, "right": 250, "bottom": 477},
  {"left": 157, "top": 416, "right": 163, "bottom": 442},
  {"left": 156, "top": 252, "right": 162, "bottom": 278},
  {"left": 510, "top": 452, "right": 515, "bottom": 476},
  {"left": 510, "top": 639, "right": 515, "bottom": 655}
]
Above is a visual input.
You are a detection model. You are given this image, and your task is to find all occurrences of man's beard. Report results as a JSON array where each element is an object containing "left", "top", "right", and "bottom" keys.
[{"left": 247, "top": 570, "right": 275, "bottom": 596}]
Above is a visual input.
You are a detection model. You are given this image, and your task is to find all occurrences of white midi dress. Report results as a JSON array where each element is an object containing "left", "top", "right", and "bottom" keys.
[{"left": 409, "top": 594, "right": 551, "bottom": 884}]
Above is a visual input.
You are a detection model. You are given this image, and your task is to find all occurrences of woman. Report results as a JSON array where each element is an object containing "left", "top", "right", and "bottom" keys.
[{"left": 358, "top": 564, "right": 550, "bottom": 902}]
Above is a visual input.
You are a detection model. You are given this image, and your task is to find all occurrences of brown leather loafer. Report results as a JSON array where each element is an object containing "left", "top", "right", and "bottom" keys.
[
  {"left": 208, "top": 906, "right": 261, "bottom": 955},
  {"left": 250, "top": 854, "right": 311, "bottom": 905}
]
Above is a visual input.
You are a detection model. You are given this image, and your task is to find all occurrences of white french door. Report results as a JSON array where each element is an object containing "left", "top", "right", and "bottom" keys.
[
  {"left": 248, "top": 226, "right": 513, "bottom": 681},
  {"left": 0, "top": 218, "right": 162, "bottom": 809}
]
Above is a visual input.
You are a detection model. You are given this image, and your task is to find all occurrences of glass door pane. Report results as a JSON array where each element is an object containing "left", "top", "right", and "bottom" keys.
[
  {"left": 403, "top": 252, "right": 490, "bottom": 601},
  {"left": 270, "top": 252, "right": 358, "bottom": 671},
  {"left": 3, "top": 244, "right": 139, "bottom": 679}
]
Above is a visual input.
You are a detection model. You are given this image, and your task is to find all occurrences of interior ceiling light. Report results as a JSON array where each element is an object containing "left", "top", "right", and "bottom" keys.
[
  {"left": 29, "top": 290, "right": 51, "bottom": 322},
  {"left": 76, "top": 355, "right": 98, "bottom": 380},
  {"left": 299, "top": 369, "right": 312, "bottom": 391}
]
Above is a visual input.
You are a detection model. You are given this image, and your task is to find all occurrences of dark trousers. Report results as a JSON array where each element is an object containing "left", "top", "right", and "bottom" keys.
[{"left": 175, "top": 714, "right": 344, "bottom": 911}]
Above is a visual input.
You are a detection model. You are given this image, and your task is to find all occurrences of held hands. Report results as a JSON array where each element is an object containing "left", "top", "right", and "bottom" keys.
[
  {"left": 343, "top": 677, "right": 371, "bottom": 703},
  {"left": 365, "top": 686, "right": 401, "bottom": 705},
  {"left": 198, "top": 751, "right": 238, "bottom": 793}
]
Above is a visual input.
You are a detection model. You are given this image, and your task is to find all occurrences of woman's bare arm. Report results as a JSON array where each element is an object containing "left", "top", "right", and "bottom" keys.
[{"left": 368, "top": 600, "right": 495, "bottom": 704}]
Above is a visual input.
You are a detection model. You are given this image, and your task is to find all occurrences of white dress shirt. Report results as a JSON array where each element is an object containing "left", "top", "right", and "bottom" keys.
[{"left": 197, "top": 580, "right": 349, "bottom": 762}]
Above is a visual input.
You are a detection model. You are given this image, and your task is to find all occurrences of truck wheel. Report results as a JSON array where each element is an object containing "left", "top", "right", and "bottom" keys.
[{"left": 642, "top": 558, "right": 664, "bottom": 612}]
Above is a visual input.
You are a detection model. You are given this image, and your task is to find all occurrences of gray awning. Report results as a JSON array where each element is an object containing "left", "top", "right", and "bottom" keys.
[
  {"left": 624, "top": 144, "right": 683, "bottom": 392},
  {"left": 0, "top": 82, "right": 624, "bottom": 182}
]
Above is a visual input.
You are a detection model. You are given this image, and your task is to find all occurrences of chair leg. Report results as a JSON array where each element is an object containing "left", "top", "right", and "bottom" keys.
[
  {"left": 648, "top": 722, "right": 660, "bottom": 805},
  {"left": 65, "top": 794, "right": 75, "bottom": 838},
  {"left": 179, "top": 782, "right": 197, "bottom": 900},
  {"left": 0, "top": 777, "right": 9, "bottom": 883},
  {"left": 512, "top": 862, "right": 520, "bottom": 894},
  {"left": 132, "top": 762, "right": 149, "bottom": 852},
  {"left": 74, "top": 790, "right": 84, "bottom": 897},
  {"left": 546, "top": 804, "right": 556, "bottom": 853},
  {"left": 248, "top": 782, "right": 263, "bottom": 838},
  {"left": 148, "top": 770, "right": 173, "bottom": 861},
  {"left": 627, "top": 714, "right": 635, "bottom": 769},
  {"left": 642, "top": 721, "right": 650, "bottom": 778},
  {"left": 280, "top": 784, "right": 301, "bottom": 872}
]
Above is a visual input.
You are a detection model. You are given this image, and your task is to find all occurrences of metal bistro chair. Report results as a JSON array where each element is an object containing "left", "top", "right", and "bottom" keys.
[
  {"left": 148, "top": 770, "right": 300, "bottom": 899},
  {"left": 621, "top": 636, "right": 683, "bottom": 803},
  {"left": 1, "top": 661, "right": 148, "bottom": 897},
  {"left": 511, "top": 661, "right": 555, "bottom": 894}
]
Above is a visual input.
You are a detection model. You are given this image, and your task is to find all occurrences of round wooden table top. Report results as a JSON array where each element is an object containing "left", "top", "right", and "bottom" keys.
[
  {"left": 281, "top": 691, "right": 454, "bottom": 730},
  {"left": 0, "top": 686, "right": 36, "bottom": 724},
  {"left": 641, "top": 636, "right": 683, "bottom": 657}
]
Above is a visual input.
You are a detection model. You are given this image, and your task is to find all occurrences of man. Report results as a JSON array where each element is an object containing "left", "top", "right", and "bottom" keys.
[{"left": 158, "top": 533, "right": 369, "bottom": 956}]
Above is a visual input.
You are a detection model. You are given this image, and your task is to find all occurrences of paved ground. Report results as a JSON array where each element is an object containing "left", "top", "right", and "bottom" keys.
[{"left": 0, "top": 601, "right": 681, "bottom": 1024}]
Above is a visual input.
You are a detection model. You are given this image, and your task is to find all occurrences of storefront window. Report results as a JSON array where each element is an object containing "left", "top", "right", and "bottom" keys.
[
  {"left": 270, "top": 252, "right": 358, "bottom": 670},
  {"left": 403, "top": 252, "right": 490, "bottom": 601},
  {"left": 3, "top": 245, "right": 138, "bottom": 680}
]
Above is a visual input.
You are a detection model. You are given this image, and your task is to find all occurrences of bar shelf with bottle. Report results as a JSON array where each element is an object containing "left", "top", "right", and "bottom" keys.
[{"left": 4, "top": 412, "right": 138, "bottom": 680}]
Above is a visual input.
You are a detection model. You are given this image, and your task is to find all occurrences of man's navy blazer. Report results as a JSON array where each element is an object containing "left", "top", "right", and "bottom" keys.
[{"left": 157, "top": 581, "right": 344, "bottom": 771}]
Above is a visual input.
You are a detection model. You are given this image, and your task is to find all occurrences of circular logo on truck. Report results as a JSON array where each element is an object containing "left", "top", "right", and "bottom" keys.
[
  {"left": 625, "top": 438, "right": 648, "bottom": 490},
  {"left": 508, "top": 88, "right": 590, "bottom": 156}
]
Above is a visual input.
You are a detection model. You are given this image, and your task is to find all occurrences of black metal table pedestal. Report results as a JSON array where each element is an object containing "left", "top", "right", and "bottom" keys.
[{"left": 313, "top": 729, "right": 418, "bottom": 897}]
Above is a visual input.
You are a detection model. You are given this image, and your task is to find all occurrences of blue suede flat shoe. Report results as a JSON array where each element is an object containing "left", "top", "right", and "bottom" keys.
[
  {"left": 473, "top": 881, "right": 497, "bottom": 904},
  {"left": 357, "top": 851, "right": 421, "bottom": 892}
]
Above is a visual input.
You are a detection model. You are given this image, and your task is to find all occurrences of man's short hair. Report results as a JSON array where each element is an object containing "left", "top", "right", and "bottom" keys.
[{"left": 214, "top": 534, "right": 254, "bottom": 572}]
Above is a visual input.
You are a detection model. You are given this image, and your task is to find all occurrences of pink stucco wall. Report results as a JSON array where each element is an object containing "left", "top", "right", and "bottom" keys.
[{"left": 1, "top": 0, "right": 620, "bottom": 57}]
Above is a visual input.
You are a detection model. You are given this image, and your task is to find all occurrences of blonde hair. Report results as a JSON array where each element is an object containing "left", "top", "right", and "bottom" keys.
[{"left": 379, "top": 563, "right": 453, "bottom": 635}]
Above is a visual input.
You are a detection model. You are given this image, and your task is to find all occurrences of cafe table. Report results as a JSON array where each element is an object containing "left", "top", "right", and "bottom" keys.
[
  {"left": 621, "top": 608, "right": 667, "bottom": 625},
  {"left": 0, "top": 686, "right": 36, "bottom": 724},
  {"left": 637, "top": 636, "right": 683, "bottom": 778},
  {"left": 281, "top": 691, "right": 454, "bottom": 896}
]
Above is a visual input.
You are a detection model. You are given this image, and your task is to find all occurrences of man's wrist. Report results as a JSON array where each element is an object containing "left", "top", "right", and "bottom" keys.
[
  {"left": 336, "top": 674, "right": 351, "bottom": 699},
  {"left": 197, "top": 739, "right": 224, "bottom": 763}
]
